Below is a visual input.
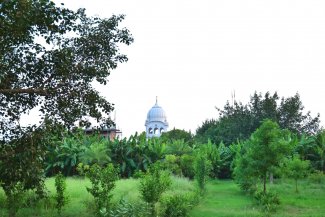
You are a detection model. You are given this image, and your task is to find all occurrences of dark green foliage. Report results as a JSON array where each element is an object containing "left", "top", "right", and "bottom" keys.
[
  {"left": 161, "top": 128, "right": 194, "bottom": 146},
  {"left": 233, "top": 141, "right": 257, "bottom": 193},
  {"left": 86, "top": 164, "right": 118, "bottom": 216},
  {"left": 139, "top": 164, "right": 171, "bottom": 216},
  {"left": 54, "top": 173, "right": 68, "bottom": 214},
  {"left": 194, "top": 151, "right": 212, "bottom": 193},
  {"left": 196, "top": 92, "right": 320, "bottom": 146},
  {"left": 0, "top": 127, "right": 50, "bottom": 217},
  {"left": 4, "top": 182, "right": 25, "bottom": 217},
  {"left": 314, "top": 130, "right": 325, "bottom": 173},
  {"left": 46, "top": 132, "right": 85, "bottom": 176},
  {"left": 218, "top": 141, "right": 242, "bottom": 179}
]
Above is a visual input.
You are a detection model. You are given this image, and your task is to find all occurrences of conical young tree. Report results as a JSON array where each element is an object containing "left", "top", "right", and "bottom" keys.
[{"left": 236, "top": 119, "right": 294, "bottom": 193}]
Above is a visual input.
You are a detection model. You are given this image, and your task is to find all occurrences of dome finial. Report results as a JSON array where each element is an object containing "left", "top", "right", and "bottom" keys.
[{"left": 155, "top": 96, "right": 158, "bottom": 105}]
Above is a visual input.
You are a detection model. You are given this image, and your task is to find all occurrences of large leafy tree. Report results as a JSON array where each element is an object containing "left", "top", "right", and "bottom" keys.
[
  {"left": 196, "top": 92, "right": 320, "bottom": 145},
  {"left": 0, "top": 0, "right": 133, "bottom": 201}
]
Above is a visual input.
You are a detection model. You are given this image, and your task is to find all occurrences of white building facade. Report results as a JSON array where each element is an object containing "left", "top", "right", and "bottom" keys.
[{"left": 145, "top": 98, "right": 168, "bottom": 138}]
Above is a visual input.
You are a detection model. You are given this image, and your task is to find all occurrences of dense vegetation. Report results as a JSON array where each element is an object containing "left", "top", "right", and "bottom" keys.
[
  {"left": 1, "top": 0, "right": 325, "bottom": 217},
  {"left": 0, "top": 120, "right": 324, "bottom": 216}
]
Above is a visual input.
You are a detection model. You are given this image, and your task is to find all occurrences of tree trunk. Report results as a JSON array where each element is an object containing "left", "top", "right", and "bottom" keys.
[
  {"left": 295, "top": 179, "right": 298, "bottom": 193},
  {"left": 263, "top": 175, "right": 267, "bottom": 193},
  {"left": 150, "top": 203, "right": 155, "bottom": 217},
  {"left": 269, "top": 173, "right": 273, "bottom": 185}
]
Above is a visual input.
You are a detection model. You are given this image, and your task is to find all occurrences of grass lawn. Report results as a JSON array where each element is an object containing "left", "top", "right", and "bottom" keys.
[
  {"left": 0, "top": 177, "right": 325, "bottom": 216},
  {"left": 0, "top": 176, "right": 196, "bottom": 217},
  {"left": 190, "top": 179, "right": 325, "bottom": 217}
]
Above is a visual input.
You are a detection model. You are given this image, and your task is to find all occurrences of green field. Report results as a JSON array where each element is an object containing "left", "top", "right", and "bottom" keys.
[
  {"left": 1, "top": 178, "right": 325, "bottom": 217},
  {"left": 190, "top": 179, "right": 325, "bottom": 217}
]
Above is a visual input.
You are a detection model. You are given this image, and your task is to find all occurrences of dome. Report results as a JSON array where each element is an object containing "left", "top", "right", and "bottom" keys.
[
  {"left": 145, "top": 98, "right": 168, "bottom": 138},
  {"left": 146, "top": 103, "right": 167, "bottom": 123},
  {"left": 146, "top": 102, "right": 167, "bottom": 123}
]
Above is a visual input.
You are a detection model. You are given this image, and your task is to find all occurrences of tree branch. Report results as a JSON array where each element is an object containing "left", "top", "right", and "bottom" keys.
[{"left": 0, "top": 88, "right": 49, "bottom": 95}]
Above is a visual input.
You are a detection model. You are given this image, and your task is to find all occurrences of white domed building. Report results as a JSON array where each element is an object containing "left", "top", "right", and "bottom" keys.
[{"left": 145, "top": 98, "right": 168, "bottom": 138}]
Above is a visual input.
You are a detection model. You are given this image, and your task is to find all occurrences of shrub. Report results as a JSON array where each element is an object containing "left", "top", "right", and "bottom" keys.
[
  {"left": 139, "top": 163, "right": 171, "bottom": 216},
  {"left": 110, "top": 199, "right": 151, "bottom": 217},
  {"left": 254, "top": 191, "right": 280, "bottom": 213},
  {"left": 132, "top": 170, "right": 145, "bottom": 179},
  {"left": 180, "top": 154, "right": 195, "bottom": 179},
  {"left": 76, "top": 162, "right": 90, "bottom": 177},
  {"left": 86, "top": 163, "right": 118, "bottom": 216},
  {"left": 163, "top": 154, "right": 182, "bottom": 176},
  {"left": 194, "top": 152, "right": 212, "bottom": 194},
  {"left": 54, "top": 173, "right": 68, "bottom": 215},
  {"left": 160, "top": 194, "right": 192, "bottom": 217}
]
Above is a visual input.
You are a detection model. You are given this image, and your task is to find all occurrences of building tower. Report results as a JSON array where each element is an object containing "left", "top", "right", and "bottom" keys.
[{"left": 145, "top": 97, "right": 168, "bottom": 138}]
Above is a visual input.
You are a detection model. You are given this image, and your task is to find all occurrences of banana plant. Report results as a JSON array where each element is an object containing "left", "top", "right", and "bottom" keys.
[
  {"left": 80, "top": 140, "right": 111, "bottom": 166},
  {"left": 295, "top": 133, "right": 316, "bottom": 160},
  {"left": 45, "top": 135, "right": 85, "bottom": 176}
]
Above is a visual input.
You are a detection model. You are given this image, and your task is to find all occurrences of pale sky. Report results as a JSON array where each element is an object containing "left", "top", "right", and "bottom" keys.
[{"left": 24, "top": 0, "right": 325, "bottom": 137}]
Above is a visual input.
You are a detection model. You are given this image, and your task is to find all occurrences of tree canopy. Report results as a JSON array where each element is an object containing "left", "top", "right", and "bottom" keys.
[
  {"left": 0, "top": 0, "right": 134, "bottom": 139},
  {"left": 0, "top": 0, "right": 133, "bottom": 197},
  {"left": 196, "top": 92, "right": 320, "bottom": 145}
]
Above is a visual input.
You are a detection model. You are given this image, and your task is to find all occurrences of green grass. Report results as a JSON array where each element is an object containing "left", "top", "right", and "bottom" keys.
[
  {"left": 189, "top": 180, "right": 260, "bottom": 217},
  {"left": 190, "top": 179, "right": 325, "bottom": 217},
  {"left": 0, "top": 176, "right": 195, "bottom": 217},
  {"left": 1, "top": 178, "right": 325, "bottom": 216}
]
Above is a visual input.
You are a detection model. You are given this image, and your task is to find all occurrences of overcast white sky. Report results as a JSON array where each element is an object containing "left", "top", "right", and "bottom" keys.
[{"left": 29, "top": 0, "right": 325, "bottom": 137}]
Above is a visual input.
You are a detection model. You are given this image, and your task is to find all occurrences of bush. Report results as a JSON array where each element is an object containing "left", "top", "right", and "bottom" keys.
[
  {"left": 180, "top": 154, "right": 195, "bottom": 179},
  {"left": 139, "top": 163, "right": 171, "bottom": 216},
  {"left": 132, "top": 170, "right": 145, "bottom": 179},
  {"left": 163, "top": 154, "right": 182, "bottom": 176},
  {"left": 110, "top": 199, "right": 151, "bottom": 217},
  {"left": 160, "top": 194, "right": 191, "bottom": 217},
  {"left": 254, "top": 191, "right": 280, "bottom": 213},
  {"left": 86, "top": 163, "right": 118, "bottom": 216},
  {"left": 308, "top": 170, "right": 325, "bottom": 184},
  {"left": 194, "top": 152, "right": 212, "bottom": 193}
]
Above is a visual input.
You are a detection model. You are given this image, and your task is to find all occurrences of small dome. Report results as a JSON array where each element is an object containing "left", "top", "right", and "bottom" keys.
[
  {"left": 146, "top": 103, "right": 167, "bottom": 123},
  {"left": 145, "top": 98, "right": 168, "bottom": 126}
]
